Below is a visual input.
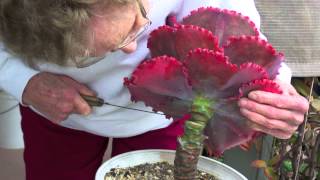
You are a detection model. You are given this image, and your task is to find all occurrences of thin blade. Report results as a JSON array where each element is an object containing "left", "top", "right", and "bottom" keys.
[{"left": 103, "top": 102, "right": 165, "bottom": 116}]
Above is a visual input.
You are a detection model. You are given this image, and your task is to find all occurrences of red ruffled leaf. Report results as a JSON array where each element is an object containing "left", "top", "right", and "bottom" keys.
[
  {"left": 148, "top": 25, "right": 220, "bottom": 60},
  {"left": 182, "top": 7, "right": 259, "bottom": 46},
  {"left": 124, "top": 56, "right": 193, "bottom": 117},
  {"left": 220, "top": 63, "right": 269, "bottom": 98},
  {"left": 204, "top": 100, "right": 255, "bottom": 156},
  {"left": 125, "top": 84, "right": 191, "bottom": 118},
  {"left": 126, "top": 55, "right": 193, "bottom": 100},
  {"left": 175, "top": 25, "right": 220, "bottom": 60},
  {"left": 224, "top": 36, "right": 284, "bottom": 79},
  {"left": 239, "top": 79, "right": 283, "bottom": 97},
  {"left": 148, "top": 25, "right": 177, "bottom": 58},
  {"left": 184, "top": 48, "right": 237, "bottom": 97}
]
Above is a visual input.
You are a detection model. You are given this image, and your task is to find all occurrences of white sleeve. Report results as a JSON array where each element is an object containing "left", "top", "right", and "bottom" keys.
[
  {"left": 276, "top": 63, "right": 292, "bottom": 83},
  {"left": 177, "top": 0, "right": 292, "bottom": 83},
  {"left": 0, "top": 45, "right": 40, "bottom": 103}
]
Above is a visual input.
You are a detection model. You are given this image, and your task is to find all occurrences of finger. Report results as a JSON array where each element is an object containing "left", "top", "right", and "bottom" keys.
[
  {"left": 62, "top": 76, "right": 96, "bottom": 96},
  {"left": 50, "top": 103, "right": 71, "bottom": 123},
  {"left": 37, "top": 104, "right": 66, "bottom": 124},
  {"left": 47, "top": 112, "right": 68, "bottom": 124},
  {"left": 240, "top": 108, "right": 298, "bottom": 133},
  {"left": 239, "top": 98, "right": 304, "bottom": 126},
  {"left": 73, "top": 94, "right": 92, "bottom": 115},
  {"left": 249, "top": 122, "right": 294, "bottom": 139},
  {"left": 248, "top": 91, "right": 309, "bottom": 113},
  {"left": 55, "top": 101, "right": 74, "bottom": 114},
  {"left": 77, "top": 84, "right": 96, "bottom": 96}
]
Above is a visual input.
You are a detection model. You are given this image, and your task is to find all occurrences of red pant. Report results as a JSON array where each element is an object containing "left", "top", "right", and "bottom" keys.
[{"left": 20, "top": 106, "right": 186, "bottom": 180}]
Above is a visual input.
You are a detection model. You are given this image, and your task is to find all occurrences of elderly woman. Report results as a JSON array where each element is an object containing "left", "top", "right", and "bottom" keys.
[{"left": 0, "top": 0, "right": 308, "bottom": 179}]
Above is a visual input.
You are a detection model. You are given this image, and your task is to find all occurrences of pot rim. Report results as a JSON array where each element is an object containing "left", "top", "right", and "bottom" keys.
[{"left": 95, "top": 149, "right": 247, "bottom": 180}]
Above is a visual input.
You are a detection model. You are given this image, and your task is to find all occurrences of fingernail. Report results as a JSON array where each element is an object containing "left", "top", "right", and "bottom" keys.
[
  {"left": 83, "top": 109, "right": 91, "bottom": 116},
  {"left": 249, "top": 92, "right": 257, "bottom": 100}
]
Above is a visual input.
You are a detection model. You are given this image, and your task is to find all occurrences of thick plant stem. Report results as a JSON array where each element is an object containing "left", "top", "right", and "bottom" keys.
[
  {"left": 174, "top": 144, "right": 201, "bottom": 179},
  {"left": 174, "top": 96, "right": 214, "bottom": 180}
]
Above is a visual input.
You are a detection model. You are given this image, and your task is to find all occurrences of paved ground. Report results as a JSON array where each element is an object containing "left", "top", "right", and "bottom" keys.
[{"left": 0, "top": 148, "right": 25, "bottom": 180}]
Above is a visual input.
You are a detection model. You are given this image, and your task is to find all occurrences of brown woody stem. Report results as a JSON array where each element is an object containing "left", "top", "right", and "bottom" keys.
[{"left": 174, "top": 95, "right": 214, "bottom": 179}]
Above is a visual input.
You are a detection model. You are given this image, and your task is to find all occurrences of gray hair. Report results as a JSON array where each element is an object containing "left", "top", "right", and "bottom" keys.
[{"left": 0, "top": 0, "right": 132, "bottom": 66}]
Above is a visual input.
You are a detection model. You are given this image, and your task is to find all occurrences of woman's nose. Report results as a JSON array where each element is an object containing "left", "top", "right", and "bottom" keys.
[{"left": 120, "top": 40, "right": 138, "bottom": 54}]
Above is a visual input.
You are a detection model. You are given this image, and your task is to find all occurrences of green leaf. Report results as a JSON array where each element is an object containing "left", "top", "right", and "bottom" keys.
[
  {"left": 298, "top": 163, "right": 308, "bottom": 173},
  {"left": 311, "top": 98, "right": 320, "bottom": 112},
  {"left": 289, "top": 133, "right": 299, "bottom": 144},
  {"left": 282, "top": 160, "right": 293, "bottom": 172},
  {"left": 268, "top": 155, "right": 280, "bottom": 166},
  {"left": 264, "top": 167, "right": 278, "bottom": 180},
  {"left": 292, "top": 79, "right": 317, "bottom": 97},
  {"left": 304, "top": 127, "right": 313, "bottom": 142}
]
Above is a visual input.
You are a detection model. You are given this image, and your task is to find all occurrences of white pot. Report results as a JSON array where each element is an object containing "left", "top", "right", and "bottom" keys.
[
  {"left": 96, "top": 149, "right": 247, "bottom": 180},
  {"left": 0, "top": 91, "right": 24, "bottom": 149}
]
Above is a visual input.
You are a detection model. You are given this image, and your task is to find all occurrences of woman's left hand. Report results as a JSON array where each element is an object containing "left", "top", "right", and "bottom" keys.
[{"left": 238, "top": 79, "right": 309, "bottom": 139}]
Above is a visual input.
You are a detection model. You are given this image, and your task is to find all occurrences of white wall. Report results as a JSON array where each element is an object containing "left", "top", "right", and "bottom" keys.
[{"left": 0, "top": 91, "right": 25, "bottom": 180}]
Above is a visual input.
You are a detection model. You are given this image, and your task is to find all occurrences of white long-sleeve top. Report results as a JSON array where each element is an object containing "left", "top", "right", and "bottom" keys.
[{"left": 0, "top": 0, "right": 291, "bottom": 137}]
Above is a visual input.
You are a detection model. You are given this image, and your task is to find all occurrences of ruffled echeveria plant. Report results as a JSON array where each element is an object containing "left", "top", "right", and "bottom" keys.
[{"left": 124, "top": 7, "right": 284, "bottom": 179}]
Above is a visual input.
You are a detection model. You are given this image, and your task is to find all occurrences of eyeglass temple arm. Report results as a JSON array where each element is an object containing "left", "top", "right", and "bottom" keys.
[{"left": 136, "top": 0, "right": 147, "bottom": 18}]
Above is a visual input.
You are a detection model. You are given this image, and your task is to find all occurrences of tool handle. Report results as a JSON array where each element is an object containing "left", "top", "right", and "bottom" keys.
[{"left": 80, "top": 94, "right": 104, "bottom": 107}]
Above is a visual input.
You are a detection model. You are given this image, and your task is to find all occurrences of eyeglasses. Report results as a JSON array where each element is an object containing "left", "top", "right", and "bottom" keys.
[
  {"left": 74, "top": 0, "right": 152, "bottom": 68},
  {"left": 117, "top": 0, "right": 152, "bottom": 49}
]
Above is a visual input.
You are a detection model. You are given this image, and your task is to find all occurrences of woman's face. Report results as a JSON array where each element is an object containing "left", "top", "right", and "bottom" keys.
[{"left": 88, "top": 0, "right": 150, "bottom": 57}]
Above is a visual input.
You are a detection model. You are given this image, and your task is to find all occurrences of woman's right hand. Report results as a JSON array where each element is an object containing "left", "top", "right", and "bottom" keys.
[{"left": 22, "top": 72, "right": 96, "bottom": 123}]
